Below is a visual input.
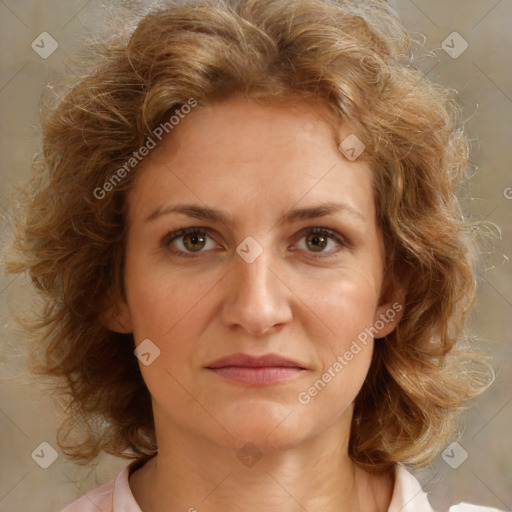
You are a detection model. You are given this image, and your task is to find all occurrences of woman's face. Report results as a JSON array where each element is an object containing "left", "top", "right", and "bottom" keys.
[{"left": 116, "top": 94, "right": 401, "bottom": 453}]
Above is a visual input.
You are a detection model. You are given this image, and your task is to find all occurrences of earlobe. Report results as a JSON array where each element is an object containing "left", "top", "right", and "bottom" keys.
[
  {"left": 374, "top": 285, "right": 406, "bottom": 339},
  {"left": 101, "top": 298, "right": 133, "bottom": 334}
]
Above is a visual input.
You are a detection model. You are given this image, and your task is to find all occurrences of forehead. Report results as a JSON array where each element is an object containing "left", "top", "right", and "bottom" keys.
[{"left": 127, "top": 94, "right": 375, "bottom": 225}]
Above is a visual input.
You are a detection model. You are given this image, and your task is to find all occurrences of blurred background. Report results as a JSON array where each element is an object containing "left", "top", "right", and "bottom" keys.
[{"left": 0, "top": 1, "right": 510, "bottom": 511}]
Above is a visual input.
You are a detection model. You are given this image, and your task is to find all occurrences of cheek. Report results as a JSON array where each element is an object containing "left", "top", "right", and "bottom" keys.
[
  {"left": 298, "top": 267, "right": 381, "bottom": 344},
  {"left": 123, "top": 249, "right": 219, "bottom": 342},
  {"left": 293, "top": 271, "right": 379, "bottom": 402}
]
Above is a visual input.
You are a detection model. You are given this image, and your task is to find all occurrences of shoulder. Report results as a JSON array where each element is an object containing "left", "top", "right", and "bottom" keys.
[
  {"left": 389, "top": 465, "right": 505, "bottom": 512},
  {"left": 58, "top": 460, "right": 143, "bottom": 512},
  {"left": 449, "top": 505, "right": 505, "bottom": 512},
  {"left": 59, "top": 478, "right": 115, "bottom": 512}
]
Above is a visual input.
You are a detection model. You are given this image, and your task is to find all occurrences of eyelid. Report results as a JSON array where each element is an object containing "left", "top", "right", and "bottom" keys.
[
  {"left": 295, "top": 226, "right": 349, "bottom": 244},
  {"left": 291, "top": 226, "right": 351, "bottom": 256},
  {"left": 160, "top": 226, "right": 221, "bottom": 253}
]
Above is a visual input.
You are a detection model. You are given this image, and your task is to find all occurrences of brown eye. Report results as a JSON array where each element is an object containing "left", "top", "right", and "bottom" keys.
[
  {"left": 161, "top": 227, "right": 218, "bottom": 257},
  {"left": 183, "top": 232, "right": 207, "bottom": 252},
  {"left": 305, "top": 233, "right": 328, "bottom": 252},
  {"left": 294, "top": 227, "right": 348, "bottom": 258}
]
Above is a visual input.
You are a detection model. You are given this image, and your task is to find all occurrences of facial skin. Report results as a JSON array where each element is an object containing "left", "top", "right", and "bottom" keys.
[{"left": 110, "top": 94, "right": 402, "bottom": 512}]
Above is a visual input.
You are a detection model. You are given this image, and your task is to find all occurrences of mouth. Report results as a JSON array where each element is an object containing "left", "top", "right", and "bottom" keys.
[{"left": 205, "top": 353, "right": 307, "bottom": 386}]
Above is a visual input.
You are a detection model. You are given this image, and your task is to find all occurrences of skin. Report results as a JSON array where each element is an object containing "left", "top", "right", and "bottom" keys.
[{"left": 108, "top": 93, "right": 403, "bottom": 512}]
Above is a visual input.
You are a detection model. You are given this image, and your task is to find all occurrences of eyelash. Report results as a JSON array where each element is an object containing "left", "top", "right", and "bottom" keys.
[{"left": 160, "top": 226, "right": 349, "bottom": 259}]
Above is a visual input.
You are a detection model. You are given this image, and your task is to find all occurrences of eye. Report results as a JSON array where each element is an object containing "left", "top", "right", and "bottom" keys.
[
  {"left": 294, "top": 227, "right": 348, "bottom": 257},
  {"left": 161, "top": 227, "right": 220, "bottom": 257},
  {"left": 160, "top": 226, "right": 349, "bottom": 259}
]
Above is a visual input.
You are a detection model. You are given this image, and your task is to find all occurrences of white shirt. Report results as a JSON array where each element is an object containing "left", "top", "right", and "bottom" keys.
[{"left": 59, "top": 461, "right": 504, "bottom": 512}]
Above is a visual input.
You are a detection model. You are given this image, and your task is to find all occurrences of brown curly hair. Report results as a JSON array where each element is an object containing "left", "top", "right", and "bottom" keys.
[{"left": 6, "top": 0, "right": 493, "bottom": 471}]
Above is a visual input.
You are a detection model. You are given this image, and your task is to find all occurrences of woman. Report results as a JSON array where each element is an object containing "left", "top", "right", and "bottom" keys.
[{"left": 7, "top": 0, "right": 502, "bottom": 510}]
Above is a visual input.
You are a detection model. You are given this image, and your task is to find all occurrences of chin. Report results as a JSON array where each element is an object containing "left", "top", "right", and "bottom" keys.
[{"left": 214, "top": 399, "right": 317, "bottom": 452}]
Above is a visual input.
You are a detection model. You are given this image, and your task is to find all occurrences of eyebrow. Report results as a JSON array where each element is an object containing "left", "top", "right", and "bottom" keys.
[{"left": 145, "top": 201, "right": 367, "bottom": 226}]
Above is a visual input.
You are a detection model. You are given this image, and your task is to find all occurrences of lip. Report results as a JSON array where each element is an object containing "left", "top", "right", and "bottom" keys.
[
  {"left": 205, "top": 353, "right": 307, "bottom": 386},
  {"left": 207, "top": 353, "right": 306, "bottom": 369}
]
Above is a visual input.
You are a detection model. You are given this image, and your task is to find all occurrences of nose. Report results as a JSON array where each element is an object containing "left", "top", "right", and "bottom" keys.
[{"left": 219, "top": 246, "right": 293, "bottom": 336}]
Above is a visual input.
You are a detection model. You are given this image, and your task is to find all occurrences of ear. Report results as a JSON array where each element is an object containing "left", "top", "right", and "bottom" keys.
[
  {"left": 100, "top": 294, "right": 133, "bottom": 334},
  {"left": 373, "top": 283, "right": 406, "bottom": 339}
]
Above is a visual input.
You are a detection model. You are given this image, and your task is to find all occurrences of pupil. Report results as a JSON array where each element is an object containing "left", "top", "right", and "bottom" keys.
[
  {"left": 308, "top": 234, "right": 327, "bottom": 252},
  {"left": 185, "top": 233, "right": 205, "bottom": 252}
]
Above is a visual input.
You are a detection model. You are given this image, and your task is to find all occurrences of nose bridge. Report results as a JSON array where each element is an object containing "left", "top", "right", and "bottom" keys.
[
  {"left": 221, "top": 243, "right": 291, "bottom": 334},
  {"left": 234, "top": 245, "right": 277, "bottom": 305}
]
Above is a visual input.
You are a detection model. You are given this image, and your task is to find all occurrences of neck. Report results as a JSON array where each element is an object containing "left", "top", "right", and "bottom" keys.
[{"left": 130, "top": 417, "right": 393, "bottom": 512}]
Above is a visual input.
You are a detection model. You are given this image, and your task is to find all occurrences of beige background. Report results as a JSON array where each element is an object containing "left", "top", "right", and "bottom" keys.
[{"left": 0, "top": 1, "right": 511, "bottom": 511}]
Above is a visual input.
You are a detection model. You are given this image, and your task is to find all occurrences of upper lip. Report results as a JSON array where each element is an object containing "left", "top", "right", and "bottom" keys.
[{"left": 206, "top": 353, "right": 306, "bottom": 369}]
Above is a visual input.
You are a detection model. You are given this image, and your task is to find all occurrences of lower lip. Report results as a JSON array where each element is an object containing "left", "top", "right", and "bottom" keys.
[{"left": 207, "top": 366, "right": 305, "bottom": 386}]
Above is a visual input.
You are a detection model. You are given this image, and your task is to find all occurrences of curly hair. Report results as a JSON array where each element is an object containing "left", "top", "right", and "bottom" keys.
[{"left": 6, "top": 0, "right": 493, "bottom": 470}]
